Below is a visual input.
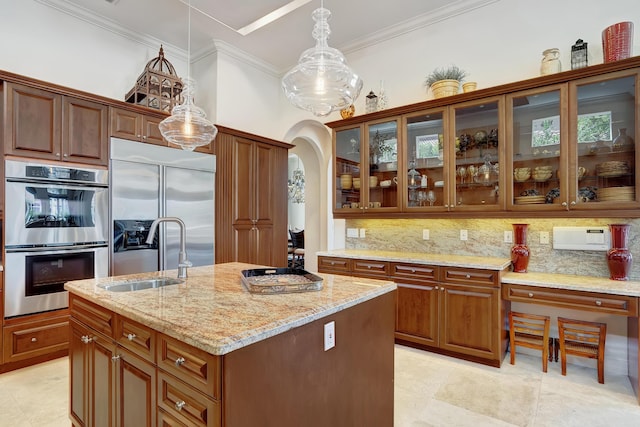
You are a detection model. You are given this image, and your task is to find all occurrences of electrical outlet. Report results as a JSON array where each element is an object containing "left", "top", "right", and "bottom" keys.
[
  {"left": 422, "top": 229, "right": 430, "bottom": 240},
  {"left": 324, "top": 321, "right": 336, "bottom": 351},
  {"left": 346, "top": 228, "right": 358, "bottom": 238},
  {"left": 540, "top": 231, "right": 550, "bottom": 244},
  {"left": 504, "top": 230, "right": 513, "bottom": 243},
  {"left": 359, "top": 228, "right": 366, "bottom": 238},
  {"left": 460, "top": 229, "right": 468, "bottom": 241}
]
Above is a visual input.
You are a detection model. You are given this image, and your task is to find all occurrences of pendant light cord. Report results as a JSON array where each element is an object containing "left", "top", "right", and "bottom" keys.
[{"left": 187, "top": 0, "right": 191, "bottom": 80}]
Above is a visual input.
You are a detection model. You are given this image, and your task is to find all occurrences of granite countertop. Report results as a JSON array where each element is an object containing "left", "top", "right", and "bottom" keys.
[
  {"left": 317, "top": 249, "right": 512, "bottom": 270},
  {"left": 64, "top": 262, "right": 396, "bottom": 356},
  {"left": 502, "top": 271, "right": 640, "bottom": 297}
]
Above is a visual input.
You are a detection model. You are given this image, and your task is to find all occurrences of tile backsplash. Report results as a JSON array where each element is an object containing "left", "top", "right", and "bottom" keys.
[{"left": 344, "top": 218, "right": 640, "bottom": 280}]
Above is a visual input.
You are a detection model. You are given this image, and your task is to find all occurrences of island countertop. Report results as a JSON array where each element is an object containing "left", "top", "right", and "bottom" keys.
[{"left": 64, "top": 262, "right": 396, "bottom": 356}]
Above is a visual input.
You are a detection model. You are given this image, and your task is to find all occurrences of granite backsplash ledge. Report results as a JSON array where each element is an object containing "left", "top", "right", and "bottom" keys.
[{"left": 344, "top": 218, "right": 640, "bottom": 280}]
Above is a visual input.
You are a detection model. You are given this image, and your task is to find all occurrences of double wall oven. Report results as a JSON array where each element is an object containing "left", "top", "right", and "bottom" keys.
[{"left": 4, "top": 159, "right": 109, "bottom": 318}]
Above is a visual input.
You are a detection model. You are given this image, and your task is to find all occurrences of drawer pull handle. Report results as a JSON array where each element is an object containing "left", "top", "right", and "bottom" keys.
[
  {"left": 528, "top": 292, "right": 534, "bottom": 298},
  {"left": 465, "top": 274, "right": 471, "bottom": 279},
  {"left": 81, "top": 335, "right": 93, "bottom": 344},
  {"left": 127, "top": 333, "right": 136, "bottom": 341},
  {"left": 175, "top": 400, "right": 186, "bottom": 411},
  {"left": 111, "top": 355, "right": 120, "bottom": 362},
  {"left": 411, "top": 269, "right": 416, "bottom": 273},
  {"left": 330, "top": 262, "right": 335, "bottom": 265},
  {"left": 175, "top": 356, "right": 186, "bottom": 367},
  {"left": 31, "top": 337, "right": 37, "bottom": 343},
  {"left": 595, "top": 300, "right": 602, "bottom": 306}
]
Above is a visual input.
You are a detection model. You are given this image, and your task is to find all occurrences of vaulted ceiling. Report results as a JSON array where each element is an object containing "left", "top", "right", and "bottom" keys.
[{"left": 44, "top": 0, "right": 496, "bottom": 72}]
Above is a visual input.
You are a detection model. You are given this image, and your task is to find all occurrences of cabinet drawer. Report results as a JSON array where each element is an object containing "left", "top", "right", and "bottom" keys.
[
  {"left": 440, "top": 267, "right": 499, "bottom": 287},
  {"left": 157, "top": 334, "right": 222, "bottom": 399},
  {"left": 70, "top": 294, "right": 115, "bottom": 338},
  {"left": 157, "top": 371, "right": 221, "bottom": 427},
  {"left": 116, "top": 315, "right": 156, "bottom": 363},
  {"left": 503, "top": 284, "right": 639, "bottom": 316},
  {"left": 317, "top": 256, "right": 351, "bottom": 274},
  {"left": 3, "top": 317, "right": 69, "bottom": 363},
  {"left": 391, "top": 263, "right": 438, "bottom": 283},
  {"left": 352, "top": 259, "right": 389, "bottom": 277}
]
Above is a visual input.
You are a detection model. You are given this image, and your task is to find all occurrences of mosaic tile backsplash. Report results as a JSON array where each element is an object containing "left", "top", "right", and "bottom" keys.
[{"left": 344, "top": 218, "right": 640, "bottom": 280}]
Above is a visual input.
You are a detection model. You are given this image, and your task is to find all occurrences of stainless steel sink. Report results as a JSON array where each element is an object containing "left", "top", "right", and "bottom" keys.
[{"left": 102, "top": 277, "right": 184, "bottom": 292}]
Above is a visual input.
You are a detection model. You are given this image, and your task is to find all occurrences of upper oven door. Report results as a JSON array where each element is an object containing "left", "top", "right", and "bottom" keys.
[{"left": 5, "top": 181, "right": 109, "bottom": 247}]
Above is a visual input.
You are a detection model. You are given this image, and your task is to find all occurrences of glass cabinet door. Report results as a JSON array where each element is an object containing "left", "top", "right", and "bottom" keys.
[
  {"left": 570, "top": 71, "right": 638, "bottom": 211},
  {"left": 366, "top": 118, "right": 400, "bottom": 211},
  {"left": 334, "top": 126, "right": 362, "bottom": 212},
  {"left": 449, "top": 97, "right": 504, "bottom": 211},
  {"left": 404, "top": 109, "right": 447, "bottom": 210},
  {"left": 507, "top": 85, "right": 567, "bottom": 211}
]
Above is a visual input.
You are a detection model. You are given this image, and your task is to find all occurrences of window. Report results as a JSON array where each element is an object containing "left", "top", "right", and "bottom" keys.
[
  {"left": 416, "top": 134, "right": 441, "bottom": 158},
  {"left": 531, "top": 111, "right": 612, "bottom": 147}
]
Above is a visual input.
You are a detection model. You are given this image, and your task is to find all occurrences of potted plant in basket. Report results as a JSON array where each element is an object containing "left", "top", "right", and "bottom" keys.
[{"left": 425, "top": 65, "right": 467, "bottom": 99}]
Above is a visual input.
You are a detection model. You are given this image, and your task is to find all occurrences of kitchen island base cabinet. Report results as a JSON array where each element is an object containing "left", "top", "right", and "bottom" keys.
[{"left": 69, "top": 290, "right": 395, "bottom": 427}]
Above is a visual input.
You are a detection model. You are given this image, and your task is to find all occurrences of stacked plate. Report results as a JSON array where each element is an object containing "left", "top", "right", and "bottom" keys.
[
  {"left": 514, "top": 195, "right": 546, "bottom": 205},
  {"left": 598, "top": 186, "right": 635, "bottom": 202},
  {"left": 596, "top": 161, "right": 630, "bottom": 177}
]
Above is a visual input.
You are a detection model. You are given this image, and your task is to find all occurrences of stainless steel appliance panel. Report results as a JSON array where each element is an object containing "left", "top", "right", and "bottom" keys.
[
  {"left": 4, "top": 245, "right": 108, "bottom": 318},
  {"left": 164, "top": 166, "right": 215, "bottom": 269},
  {"left": 5, "top": 159, "right": 109, "bottom": 247}
]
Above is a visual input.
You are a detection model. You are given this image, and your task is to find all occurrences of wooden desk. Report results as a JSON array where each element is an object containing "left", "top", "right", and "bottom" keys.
[{"left": 502, "top": 272, "right": 640, "bottom": 405}]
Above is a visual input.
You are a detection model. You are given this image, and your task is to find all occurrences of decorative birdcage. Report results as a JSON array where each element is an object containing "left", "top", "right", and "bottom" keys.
[{"left": 125, "top": 45, "right": 183, "bottom": 112}]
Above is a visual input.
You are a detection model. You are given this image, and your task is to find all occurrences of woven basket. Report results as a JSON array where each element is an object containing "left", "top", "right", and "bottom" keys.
[{"left": 430, "top": 79, "right": 460, "bottom": 98}]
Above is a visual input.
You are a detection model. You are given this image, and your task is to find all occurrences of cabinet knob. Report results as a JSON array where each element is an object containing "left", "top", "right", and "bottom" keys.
[
  {"left": 142, "top": 135, "right": 147, "bottom": 140},
  {"left": 63, "top": 153, "right": 68, "bottom": 157},
  {"left": 465, "top": 274, "right": 471, "bottom": 279},
  {"left": 127, "top": 333, "right": 136, "bottom": 341},
  {"left": 441, "top": 287, "right": 445, "bottom": 292},
  {"left": 111, "top": 355, "right": 121, "bottom": 362},
  {"left": 175, "top": 400, "right": 186, "bottom": 411},
  {"left": 528, "top": 292, "right": 534, "bottom": 298},
  {"left": 595, "top": 300, "right": 602, "bottom": 306},
  {"left": 55, "top": 152, "right": 61, "bottom": 157},
  {"left": 175, "top": 356, "right": 186, "bottom": 367},
  {"left": 411, "top": 268, "right": 416, "bottom": 273},
  {"left": 570, "top": 201, "right": 576, "bottom": 206},
  {"left": 561, "top": 202, "right": 567, "bottom": 207},
  {"left": 435, "top": 286, "right": 439, "bottom": 290},
  {"left": 367, "top": 265, "right": 371, "bottom": 269},
  {"left": 31, "top": 337, "right": 37, "bottom": 343},
  {"left": 81, "top": 335, "right": 93, "bottom": 344},
  {"left": 330, "top": 262, "right": 335, "bottom": 266}
]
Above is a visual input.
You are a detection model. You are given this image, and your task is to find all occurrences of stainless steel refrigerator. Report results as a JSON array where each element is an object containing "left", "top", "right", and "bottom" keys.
[{"left": 110, "top": 138, "right": 215, "bottom": 276}]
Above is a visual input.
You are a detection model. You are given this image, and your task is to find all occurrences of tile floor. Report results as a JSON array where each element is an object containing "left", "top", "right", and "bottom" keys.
[{"left": 1, "top": 345, "right": 639, "bottom": 426}]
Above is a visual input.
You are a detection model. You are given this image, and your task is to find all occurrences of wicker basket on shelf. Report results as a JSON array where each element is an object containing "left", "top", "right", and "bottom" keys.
[{"left": 430, "top": 79, "right": 461, "bottom": 98}]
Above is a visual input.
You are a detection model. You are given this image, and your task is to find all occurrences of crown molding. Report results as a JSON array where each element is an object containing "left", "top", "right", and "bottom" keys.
[{"left": 194, "top": 40, "right": 281, "bottom": 79}]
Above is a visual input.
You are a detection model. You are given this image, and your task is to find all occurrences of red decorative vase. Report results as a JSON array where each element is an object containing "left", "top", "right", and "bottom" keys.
[
  {"left": 607, "top": 224, "right": 632, "bottom": 280},
  {"left": 511, "top": 224, "right": 530, "bottom": 273},
  {"left": 602, "top": 21, "right": 634, "bottom": 63}
]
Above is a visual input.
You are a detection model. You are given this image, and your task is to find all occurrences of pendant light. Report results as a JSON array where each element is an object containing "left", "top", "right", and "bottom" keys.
[
  {"left": 159, "top": 0, "right": 217, "bottom": 151},
  {"left": 288, "top": 158, "right": 305, "bottom": 204},
  {"left": 281, "top": 1, "right": 363, "bottom": 117}
]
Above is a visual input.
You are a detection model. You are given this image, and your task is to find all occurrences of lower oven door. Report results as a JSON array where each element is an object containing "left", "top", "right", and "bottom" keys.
[{"left": 4, "top": 245, "right": 108, "bottom": 318}]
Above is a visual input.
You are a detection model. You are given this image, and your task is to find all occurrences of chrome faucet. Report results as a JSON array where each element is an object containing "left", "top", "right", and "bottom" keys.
[{"left": 145, "top": 217, "right": 192, "bottom": 279}]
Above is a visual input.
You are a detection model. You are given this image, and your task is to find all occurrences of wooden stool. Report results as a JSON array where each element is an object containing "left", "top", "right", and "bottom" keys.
[
  {"left": 509, "top": 311, "right": 551, "bottom": 372},
  {"left": 558, "top": 317, "right": 607, "bottom": 384}
]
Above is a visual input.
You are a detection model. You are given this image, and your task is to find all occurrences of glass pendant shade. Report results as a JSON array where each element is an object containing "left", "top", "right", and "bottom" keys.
[
  {"left": 159, "top": 77, "right": 218, "bottom": 151},
  {"left": 281, "top": 7, "right": 363, "bottom": 117}
]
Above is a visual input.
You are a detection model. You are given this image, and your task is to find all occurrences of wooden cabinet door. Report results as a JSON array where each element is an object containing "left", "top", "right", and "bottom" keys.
[
  {"left": 438, "top": 283, "right": 500, "bottom": 360},
  {"left": 141, "top": 115, "right": 166, "bottom": 146},
  {"left": 115, "top": 348, "right": 156, "bottom": 427},
  {"left": 110, "top": 107, "right": 141, "bottom": 141},
  {"left": 395, "top": 282, "right": 438, "bottom": 347},
  {"left": 5, "top": 82, "right": 61, "bottom": 161},
  {"left": 70, "top": 319, "right": 116, "bottom": 427},
  {"left": 63, "top": 96, "right": 108, "bottom": 165}
]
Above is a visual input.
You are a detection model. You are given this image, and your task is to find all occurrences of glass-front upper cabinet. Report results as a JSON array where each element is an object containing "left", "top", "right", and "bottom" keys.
[
  {"left": 366, "top": 118, "right": 401, "bottom": 211},
  {"left": 403, "top": 108, "right": 447, "bottom": 210},
  {"left": 449, "top": 96, "right": 504, "bottom": 211},
  {"left": 334, "top": 126, "right": 362, "bottom": 212},
  {"left": 506, "top": 84, "right": 567, "bottom": 211},
  {"left": 569, "top": 70, "right": 638, "bottom": 211}
]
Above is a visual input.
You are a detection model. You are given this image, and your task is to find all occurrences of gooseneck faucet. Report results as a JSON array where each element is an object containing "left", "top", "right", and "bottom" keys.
[{"left": 145, "top": 217, "right": 192, "bottom": 279}]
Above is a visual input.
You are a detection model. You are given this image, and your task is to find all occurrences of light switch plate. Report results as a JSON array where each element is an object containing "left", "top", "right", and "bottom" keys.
[
  {"left": 460, "top": 229, "right": 468, "bottom": 241},
  {"left": 422, "top": 229, "right": 430, "bottom": 240},
  {"left": 359, "top": 228, "right": 366, "bottom": 238},
  {"left": 346, "top": 228, "right": 358, "bottom": 238},
  {"left": 504, "top": 230, "right": 513, "bottom": 243}
]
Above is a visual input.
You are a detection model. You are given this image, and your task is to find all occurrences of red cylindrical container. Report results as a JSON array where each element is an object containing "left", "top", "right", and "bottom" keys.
[{"left": 602, "top": 21, "right": 634, "bottom": 63}]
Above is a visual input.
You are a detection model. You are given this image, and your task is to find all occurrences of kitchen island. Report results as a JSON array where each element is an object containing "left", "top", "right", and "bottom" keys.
[{"left": 64, "top": 262, "right": 397, "bottom": 427}]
